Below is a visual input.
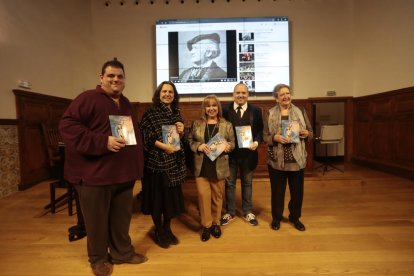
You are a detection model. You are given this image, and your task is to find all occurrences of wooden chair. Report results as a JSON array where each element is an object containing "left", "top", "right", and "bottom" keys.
[{"left": 41, "top": 123, "right": 74, "bottom": 215}]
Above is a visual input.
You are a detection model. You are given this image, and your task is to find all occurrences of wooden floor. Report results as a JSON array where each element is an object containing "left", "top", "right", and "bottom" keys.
[{"left": 1, "top": 163, "right": 414, "bottom": 275}]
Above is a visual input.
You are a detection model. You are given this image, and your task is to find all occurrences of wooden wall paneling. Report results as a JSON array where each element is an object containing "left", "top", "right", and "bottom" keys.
[
  {"left": 394, "top": 91, "right": 414, "bottom": 115},
  {"left": 48, "top": 102, "right": 70, "bottom": 125},
  {"left": 394, "top": 121, "right": 414, "bottom": 170},
  {"left": 352, "top": 87, "right": 414, "bottom": 179},
  {"left": 132, "top": 102, "right": 151, "bottom": 123},
  {"left": 0, "top": 119, "right": 18, "bottom": 125},
  {"left": 371, "top": 120, "right": 393, "bottom": 160},
  {"left": 13, "top": 90, "right": 71, "bottom": 190},
  {"left": 354, "top": 101, "right": 370, "bottom": 122},
  {"left": 393, "top": 91, "right": 414, "bottom": 171},
  {"left": 371, "top": 97, "right": 394, "bottom": 163},
  {"left": 344, "top": 97, "right": 354, "bottom": 162},
  {"left": 15, "top": 92, "right": 49, "bottom": 189},
  {"left": 353, "top": 121, "right": 371, "bottom": 158},
  {"left": 353, "top": 100, "right": 371, "bottom": 158},
  {"left": 20, "top": 125, "right": 49, "bottom": 183}
]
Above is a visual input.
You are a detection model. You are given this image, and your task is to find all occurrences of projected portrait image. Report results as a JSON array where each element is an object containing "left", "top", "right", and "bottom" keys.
[{"left": 178, "top": 32, "right": 228, "bottom": 82}]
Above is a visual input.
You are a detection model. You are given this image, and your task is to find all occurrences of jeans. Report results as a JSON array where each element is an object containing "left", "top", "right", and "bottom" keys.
[{"left": 225, "top": 157, "right": 253, "bottom": 216}]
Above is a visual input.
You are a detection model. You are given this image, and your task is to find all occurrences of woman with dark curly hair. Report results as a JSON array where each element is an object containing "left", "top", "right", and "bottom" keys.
[{"left": 139, "top": 81, "right": 186, "bottom": 249}]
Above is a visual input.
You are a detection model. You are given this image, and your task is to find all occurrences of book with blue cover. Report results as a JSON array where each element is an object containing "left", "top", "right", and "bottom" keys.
[
  {"left": 281, "top": 120, "right": 300, "bottom": 143},
  {"left": 109, "top": 115, "right": 137, "bottom": 145},
  {"left": 206, "top": 133, "right": 228, "bottom": 161},
  {"left": 235, "top": 125, "right": 253, "bottom": 148},
  {"left": 162, "top": 125, "right": 181, "bottom": 150}
]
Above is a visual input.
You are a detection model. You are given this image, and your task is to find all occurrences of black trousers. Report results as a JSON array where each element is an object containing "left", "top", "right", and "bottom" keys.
[
  {"left": 74, "top": 181, "right": 136, "bottom": 265},
  {"left": 268, "top": 166, "right": 304, "bottom": 222}
]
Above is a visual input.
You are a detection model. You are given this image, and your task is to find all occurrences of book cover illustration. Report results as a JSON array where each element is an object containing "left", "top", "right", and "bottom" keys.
[
  {"left": 109, "top": 115, "right": 137, "bottom": 145},
  {"left": 206, "top": 133, "right": 228, "bottom": 161},
  {"left": 282, "top": 120, "right": 300, "bottom": 143},
  {"left": 162, "top": 125, "right": 181, "bottom": 150},
  {"left": 235, "top": 125, "right": 253, "bottom": 148}
]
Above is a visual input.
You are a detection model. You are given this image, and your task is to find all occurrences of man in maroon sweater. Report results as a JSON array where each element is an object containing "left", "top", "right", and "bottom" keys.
[{"left": 60, "top": 59, "right": 146, "bottom": 276}]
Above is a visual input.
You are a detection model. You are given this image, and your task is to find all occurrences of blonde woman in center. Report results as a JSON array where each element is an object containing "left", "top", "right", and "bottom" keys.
[{"left": 188, "top": 95, "right": 235, "bottom": 242}]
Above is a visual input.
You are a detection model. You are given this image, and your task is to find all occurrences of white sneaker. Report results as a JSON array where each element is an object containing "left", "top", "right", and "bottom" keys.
[
  {"left": 220, "top": 213, "right": 235, "bottom": 226},
  {"left": 244, "top": 213, "right": 258, "bottom": 226}
]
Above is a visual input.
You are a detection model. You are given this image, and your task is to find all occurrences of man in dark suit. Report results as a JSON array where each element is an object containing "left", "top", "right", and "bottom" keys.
[
  {"left": 179, "top": 33, "right": 227, "bottom": 82},
  {"left": 220, "top": 82, "right": 263, "bottom": 226}
]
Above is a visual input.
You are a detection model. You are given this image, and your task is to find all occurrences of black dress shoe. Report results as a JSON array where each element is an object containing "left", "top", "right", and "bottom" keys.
[
  {"left": 210, "top": 225, "right": 222, "bottom": 238},
  {"left": 154, "top": 229, "right": 170, "bottom": 248},
  {"left": 68, "top": 224, "right": 87, "bottom": 242},
  {"left": 201, "top": 227, "right": 210, "bottom": 242},
  {"left": 290, "top": 219, "right": 306, "bottom": 231},
  {"left": 165, "top": 229, "right": 179, "bottom": 245},
  {"left": 271, "top": 220, "right": 280, "bottom": 230}
]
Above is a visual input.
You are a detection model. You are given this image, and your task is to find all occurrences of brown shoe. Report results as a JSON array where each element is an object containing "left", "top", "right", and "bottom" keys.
[
  {"left": 91, "top": 262, "right": 113, "bottom": 276},
  {"left": 111, "top": 253, "right": 148, "bottom": 264}
]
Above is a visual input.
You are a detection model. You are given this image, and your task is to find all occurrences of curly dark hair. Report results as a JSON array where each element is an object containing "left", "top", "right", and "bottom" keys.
[{"left": 152, "top": 81, "right": 180, "bottom": 110}]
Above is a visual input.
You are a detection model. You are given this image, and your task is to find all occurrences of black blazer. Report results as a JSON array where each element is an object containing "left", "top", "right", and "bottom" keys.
[{"left": 223, "top": 102, "right": 263, "bottom": 170}]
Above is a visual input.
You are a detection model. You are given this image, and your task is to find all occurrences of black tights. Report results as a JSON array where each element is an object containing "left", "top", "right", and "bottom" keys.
[{"left": 151, "top": 213, "right": 171, "bottom": 232}]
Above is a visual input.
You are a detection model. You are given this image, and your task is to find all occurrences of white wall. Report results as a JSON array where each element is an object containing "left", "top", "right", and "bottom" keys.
[
  {"left": 1, "top": 0, "right": 413, "bottom": 119},
  {"left": 353, "top": 0, "right": 414, "bottom": 96},
  {"left": 0, "top": 0, "right": 96, "bottom": 119}
]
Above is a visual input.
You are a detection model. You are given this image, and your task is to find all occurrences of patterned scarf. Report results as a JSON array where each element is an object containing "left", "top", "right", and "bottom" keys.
[{"left": 267, "top": 103, "right": 308, "bottom": 169}]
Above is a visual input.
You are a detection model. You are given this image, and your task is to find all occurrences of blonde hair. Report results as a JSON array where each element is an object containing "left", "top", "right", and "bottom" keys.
[{"left": 201, "top": 94, "right": 223, "bottom": 121}]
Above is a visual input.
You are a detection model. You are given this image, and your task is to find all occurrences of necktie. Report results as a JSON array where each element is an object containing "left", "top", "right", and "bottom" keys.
[{"left": 236, "top": 105, "right": 242, "bottom": 118}]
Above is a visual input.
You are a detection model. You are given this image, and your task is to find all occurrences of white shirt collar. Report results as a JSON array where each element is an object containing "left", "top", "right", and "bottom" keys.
[{"left": 233, "top": 102, "right": 248, "bottom": 111}]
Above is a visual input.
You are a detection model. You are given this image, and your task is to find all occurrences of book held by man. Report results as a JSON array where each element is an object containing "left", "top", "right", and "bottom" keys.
[
  {"left": 162, "top": 125, "right": 181, "bottom": 150},
  {"left": 206, "top": 133, "right": 228, "bottom": 161},
  {"left": 235, "top": 125, "right": 253, "bottom": 148},
  {"left": 282, "top": 120, "right": 300, "bottom": 143},
  {"left": 109, "top": 115, "right": 137, "bottom": 145}
]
